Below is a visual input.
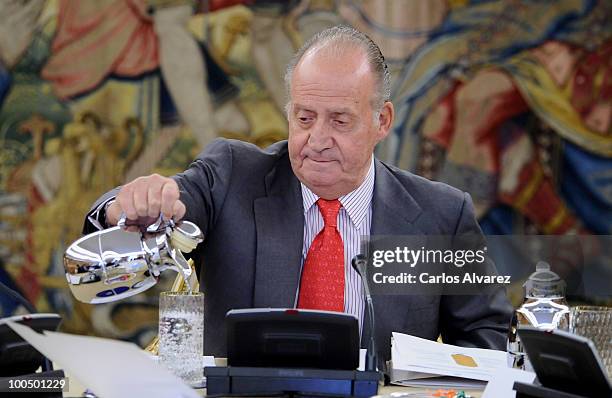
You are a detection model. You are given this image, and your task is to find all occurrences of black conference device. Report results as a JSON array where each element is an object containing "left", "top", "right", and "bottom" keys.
[
  {"left": 207, "top": 308, "right": 380, "bottom": 397},
  {"left": 0, "top": 278, "right": 61, "bottom": 377},
  {"left": 226, "top": 308, "right": 360, "bottom": 370},
  {"left": 515, "top": 327, "right": 611, "bottom": 398},
  {"left": 0, "top": 313, "right": 62, "bottom": 377}
]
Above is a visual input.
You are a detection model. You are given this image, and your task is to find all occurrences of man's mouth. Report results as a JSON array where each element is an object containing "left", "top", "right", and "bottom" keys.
[{"left": 305, "top": 157, "right": 334, "bottom": 163}]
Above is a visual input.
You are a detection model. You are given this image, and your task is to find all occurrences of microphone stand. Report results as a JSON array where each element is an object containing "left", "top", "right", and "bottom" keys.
[{"left": 351, "top": 254, "right": 378, "bottom": 372}]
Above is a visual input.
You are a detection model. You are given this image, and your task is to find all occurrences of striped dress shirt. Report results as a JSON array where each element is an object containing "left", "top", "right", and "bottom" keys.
[{"left": 296, "top": 158, "right": 375, "bottom": 334}]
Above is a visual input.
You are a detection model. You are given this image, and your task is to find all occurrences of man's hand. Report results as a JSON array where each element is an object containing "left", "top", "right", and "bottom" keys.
[{"left": 106, "top": 174, "right": 186, "bottom": 228}]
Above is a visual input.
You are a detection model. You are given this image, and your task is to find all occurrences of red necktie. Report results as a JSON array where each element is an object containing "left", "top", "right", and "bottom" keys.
[{"left": 298, "top": 199, "right": 345, "bottom": 312}]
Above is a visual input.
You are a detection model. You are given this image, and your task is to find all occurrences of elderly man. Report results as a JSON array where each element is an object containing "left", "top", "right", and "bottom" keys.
[{"left": 85, "top": 26, "right": 512, "bottom": 360}]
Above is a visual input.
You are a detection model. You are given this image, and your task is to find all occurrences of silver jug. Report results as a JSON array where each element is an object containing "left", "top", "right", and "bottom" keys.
[
  {"left": 507, "top": 261, "right": 570, "bottom": 370},
  {"left": 63, "top": 216, "right": 203, "bottom": 304}
]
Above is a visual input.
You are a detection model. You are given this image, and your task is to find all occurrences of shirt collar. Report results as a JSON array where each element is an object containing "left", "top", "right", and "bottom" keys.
[{"left": 301, "top": 158, "right": 375, "bottom": 230}]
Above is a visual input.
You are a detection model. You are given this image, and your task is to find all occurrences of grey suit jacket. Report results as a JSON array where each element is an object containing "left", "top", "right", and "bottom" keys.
[{"left": 86, "top": 138, "right": 512, "bottom": 360}]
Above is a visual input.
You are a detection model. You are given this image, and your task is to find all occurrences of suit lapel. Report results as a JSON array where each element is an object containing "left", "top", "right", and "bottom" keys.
[
  {"left": 253, "top": 154, "right": 304, "bottom": 307},
  {"left": 371, "top": 160, "right": 422, "bottom": 236},
  {"left": 362, "top": 160, "right": 424, "bottom": 347}
]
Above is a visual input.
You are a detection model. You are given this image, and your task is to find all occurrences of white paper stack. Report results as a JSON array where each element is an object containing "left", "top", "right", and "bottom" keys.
[
  {"left": 390, "top": 332, "right": 510, "bottom": 389},
  {"left": 8, "top": 321, "right": 201, "bottom": 398}
]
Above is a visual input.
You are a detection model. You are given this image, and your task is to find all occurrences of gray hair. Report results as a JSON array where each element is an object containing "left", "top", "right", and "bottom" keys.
[{"left": 284, "top": 25, "right": 391, "bottom": 115}]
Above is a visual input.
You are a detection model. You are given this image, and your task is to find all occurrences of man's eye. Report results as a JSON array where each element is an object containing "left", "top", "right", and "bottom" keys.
[
  {"left": 298, "top": 117, "right": 312, "bottom": 123},
  {"left": 334, "top": 119, "right": 349, "bottom": 127}
]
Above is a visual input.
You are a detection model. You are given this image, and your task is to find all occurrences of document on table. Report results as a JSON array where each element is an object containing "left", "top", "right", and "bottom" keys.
[
  {"left": 8, "top": 321, "right": 200, "bottom": 398},
  {"left": 390, "top": 332, "right": 509, "bottom": 389},
  {"left": 482, "top": 368, "right": 536, "bottom": 398}
]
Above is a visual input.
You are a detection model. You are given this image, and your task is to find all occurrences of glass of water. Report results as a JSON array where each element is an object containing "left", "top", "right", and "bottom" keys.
[
  {"left": 158, "top": 291, "right": 204, "bottom": 386},
  {"left": 570, "top": 305, "right": 612, "bottom": 378}
]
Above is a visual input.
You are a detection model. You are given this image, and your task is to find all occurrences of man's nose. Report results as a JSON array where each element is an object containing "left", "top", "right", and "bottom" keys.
[{"left": 307, "top": 122, "right": 333, "bottom": 151}]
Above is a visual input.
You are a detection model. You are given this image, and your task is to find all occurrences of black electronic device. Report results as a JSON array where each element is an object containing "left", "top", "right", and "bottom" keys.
[
  {"left": 209, "top": 308, "right": 380, "bottom": 397},
  {"left": 226, "top": 308, "right": 360, "bottom": 370},
  {"left": 515, "top": 327, "right": 611, "bottom": 398},
  {"left": 513, "top": 381, "right": 597, "bottom": 398},
  {"left": 0, "top": 313, "right": 62, "bottom": 377},
  {"left": 205, "top": 366, "right": 380, "bottom": 397}
]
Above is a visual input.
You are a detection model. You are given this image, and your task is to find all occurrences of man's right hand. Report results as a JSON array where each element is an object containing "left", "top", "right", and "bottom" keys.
[{"left": 106, "top": 174, "right": 186, "bottom": 228}]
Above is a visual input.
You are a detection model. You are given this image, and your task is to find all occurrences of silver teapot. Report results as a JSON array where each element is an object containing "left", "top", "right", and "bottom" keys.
[{"left": 64, "top": 216, "right": 203, "bottom": 304}]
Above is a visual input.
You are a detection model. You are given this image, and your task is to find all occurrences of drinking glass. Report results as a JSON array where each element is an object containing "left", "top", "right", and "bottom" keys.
[
  {"left": 158, "top": 291, "right": 204, "bottom": 386},
  {"left": 570, "top": 305, "right": 612, "bottom": 378}
]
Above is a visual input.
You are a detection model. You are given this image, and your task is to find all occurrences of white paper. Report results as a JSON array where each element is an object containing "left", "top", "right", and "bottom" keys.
[
  {"left": 8, "top": 321, "right": 200, "bottom": 398},
  {"left": 482, "top": 368, "right": 536, "bottom": 398},
  {"left": 393, "top": 376, "right": 486, "bottom": 389},
  {"left": 391, "top": 332, "right": 509, "bottom": 389}
]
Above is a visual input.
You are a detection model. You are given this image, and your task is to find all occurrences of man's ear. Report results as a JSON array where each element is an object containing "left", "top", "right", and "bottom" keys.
[{"left": 377, "top": 101, "right": 394, "bottom": 141}]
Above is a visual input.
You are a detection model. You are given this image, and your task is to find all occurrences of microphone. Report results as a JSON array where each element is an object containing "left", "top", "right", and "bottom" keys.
[{"left": 351, "top": 254, "right": 378, "bottom": 372}]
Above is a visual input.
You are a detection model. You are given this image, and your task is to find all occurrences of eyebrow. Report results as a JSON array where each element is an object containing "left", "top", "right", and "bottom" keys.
[
  {"left": 293, "top": 104, "right": 356, "bottom": 115},
  {"left": 330, "top": 109, "right": 356, "bottom": 117},
  {"left": 293, "top": 102, "right": 355, "bottom": 115},
  {"left": 293, "top": 104, "right": 315, "bottom": 114},
  {"left": 294, "top": 105, "right": 314, "bottom": 112}
]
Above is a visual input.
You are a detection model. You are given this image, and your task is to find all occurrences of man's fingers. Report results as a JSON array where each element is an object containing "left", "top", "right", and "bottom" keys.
[
  {"left": 147, "top": 180, "right": 164, "bottom": 218},
  {"left": 105, "top": 200, "right": 123, "bottom": 226},
  {"left": 172, "top": 200, "right": 186, "bottom": 222},
  {"left": 132, "top": 180, "right": 150, "bottom": 218},
  {"left": 160, "top": 180, "right": 180, "bottom": 220},
  {"left": 117, "top": 184, "right": 138, "bottom": 220},
  {"left": 113, "top": 174, "right": 181, "bottom": 225}
]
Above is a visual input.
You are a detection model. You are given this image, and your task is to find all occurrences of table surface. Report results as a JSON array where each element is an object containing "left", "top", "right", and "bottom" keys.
[
  {"left": 64, "top": 376, "right": 484, "bottom": 398},
  {"left": 62, "top": 358, "right": 484, "bottom": 397},
  {"left": 193, "top": 385, "right": 483, "bottom": 397},
  {"left": 376, "top": 385, "right": 482, "bottom": 397}
]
